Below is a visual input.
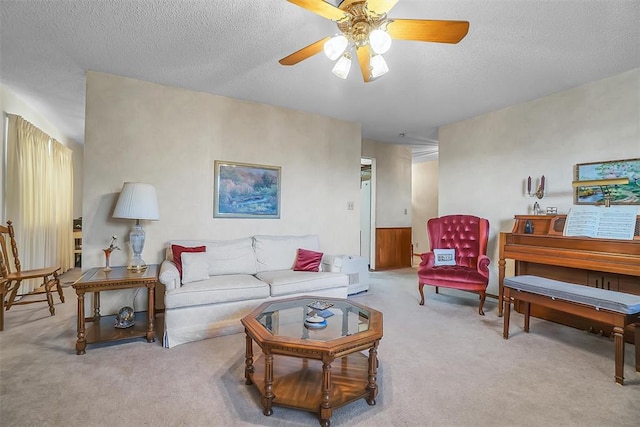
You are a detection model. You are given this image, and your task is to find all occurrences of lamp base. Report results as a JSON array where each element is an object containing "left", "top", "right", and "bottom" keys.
[
  {"left": 128, "top": 224, "right": 147, "bottom": 272},
  {"left": 127, "top": 254, "right": 147, "bottom": 272}
]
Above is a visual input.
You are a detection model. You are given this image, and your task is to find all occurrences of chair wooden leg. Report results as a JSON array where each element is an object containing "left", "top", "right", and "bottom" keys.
[
  {"left": 5, "top": 280, "right": 21, "bottom": 311},
  {"left": 54, "top": 272, "right": 64, "bottom": 303},
  {"left": 44, "top": 278, "right": 55, "bottom": 316},
  {"left": 478, "top": 291, "right": 486, "bottom": 316},
  {"left": 46, "top": 292, "right": 55, "bottom": 315},
  {"left": 435, "top": 287, "right": 439, "bottom": 294},
  {"left": 524, "top": 302, "right": 531, "bottom": 333},
  {"left": 418, "top": 283, "right": 425, "bottom": 305},
  {"left": 0, "top": 287, "right": 4, "bottom": 332}
]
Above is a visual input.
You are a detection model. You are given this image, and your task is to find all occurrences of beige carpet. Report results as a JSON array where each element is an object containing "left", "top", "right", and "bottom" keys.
[{"left": 1, "top": 268, "right": 638, "bottom": 426}]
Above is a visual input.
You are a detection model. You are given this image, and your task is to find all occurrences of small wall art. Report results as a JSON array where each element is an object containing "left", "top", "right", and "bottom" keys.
[
  {"left": 574, "top": 158, "right": 640, "bottom": 205},
  {"left": 214, "top": 161, "right": 281, "bottom": 218}
]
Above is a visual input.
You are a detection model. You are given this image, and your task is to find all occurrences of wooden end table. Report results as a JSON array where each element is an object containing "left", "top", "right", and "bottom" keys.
[
  {"left": 241, "top": 296, "right": 383, "bottom": 427},
  {"left": 72, "top": 265, "right": 158, "bottom": 355}
]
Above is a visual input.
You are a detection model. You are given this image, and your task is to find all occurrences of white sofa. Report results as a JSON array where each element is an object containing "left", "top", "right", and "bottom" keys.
[{"left": 158, "top": 235, "right": 349, "bottom": 348}]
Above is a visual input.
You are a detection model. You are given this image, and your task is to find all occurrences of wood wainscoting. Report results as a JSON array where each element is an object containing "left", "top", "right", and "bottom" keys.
[{"left": 375, "top": 227, "right": 412, "bottom": 270}]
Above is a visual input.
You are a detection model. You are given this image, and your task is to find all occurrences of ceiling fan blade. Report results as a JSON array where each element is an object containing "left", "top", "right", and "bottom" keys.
[
  {"left": 279, "top": 37, "right": 331, "bottom": 65},
  {"left": 387, "top": 19, "right": 470, "bottom": 44},
  {"left": 356, "top": 45, "right": 371, "bottom": 83},
  {"left": 365, "top": 0, "right": 399, "bottom": 14},
  {"left": 287, "top": 0, "right": 346, "bottom": 20}
]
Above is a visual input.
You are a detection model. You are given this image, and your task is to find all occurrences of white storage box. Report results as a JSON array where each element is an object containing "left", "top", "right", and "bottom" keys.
[{"left": 322, "top": 255, "right": 369, "bottom": 295}]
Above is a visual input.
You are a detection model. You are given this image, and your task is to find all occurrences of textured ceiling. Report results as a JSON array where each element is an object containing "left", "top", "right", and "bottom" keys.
[{"left": 1, "top": 1, "right": 639, "bottom": 161}]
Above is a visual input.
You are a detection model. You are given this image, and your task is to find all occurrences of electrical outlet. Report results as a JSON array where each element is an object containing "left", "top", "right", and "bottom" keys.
[
  {"left": 347, "top": 201, "right": 354, "bottom": 210},
  {"left": 404, "top": 208, "right": 408, "bottom": 215}
]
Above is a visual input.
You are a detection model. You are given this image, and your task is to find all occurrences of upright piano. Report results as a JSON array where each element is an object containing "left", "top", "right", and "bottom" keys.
[{"left": 499, "top": 214, "right": 640, "bottom": 343}]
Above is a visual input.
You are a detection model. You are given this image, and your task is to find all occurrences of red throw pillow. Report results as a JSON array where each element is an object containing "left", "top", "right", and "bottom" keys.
[
  {"left": 293, "top": 248, "right": 323, "bottom": 272},
  {"left": 171, "top": 245, "right": 206, "bottom": 278}
]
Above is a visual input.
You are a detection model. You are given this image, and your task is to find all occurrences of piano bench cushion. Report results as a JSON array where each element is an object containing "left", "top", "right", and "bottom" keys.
[{"left": 504, "top": 275, "right": 640, "bottom": 315}]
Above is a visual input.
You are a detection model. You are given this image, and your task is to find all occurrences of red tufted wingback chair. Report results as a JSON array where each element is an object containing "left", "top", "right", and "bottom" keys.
[{"left": 417, "top": 215, "right": 490, "bottom": 315}]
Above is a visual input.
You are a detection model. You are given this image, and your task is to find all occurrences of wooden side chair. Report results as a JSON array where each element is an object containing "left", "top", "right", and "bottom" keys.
[{"left": 0, "top": 220, "right": 64, "bottom": 330}]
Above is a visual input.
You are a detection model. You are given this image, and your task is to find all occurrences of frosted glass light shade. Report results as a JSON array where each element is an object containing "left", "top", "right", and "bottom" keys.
[
  {"left": 370, "top": 54, "right": 389, "bottom": 79},
  {"left": 332, "top": 52, "right": 352, "bottom": 79},
  {"left": 324, "top": 35, "right": 348, "bottom": 60},
  {"left": 370, "top": 29, "right": 392, "bottom": 54},
  {"left": 113, "top": 182, "right": 160, "bottom": 220}
]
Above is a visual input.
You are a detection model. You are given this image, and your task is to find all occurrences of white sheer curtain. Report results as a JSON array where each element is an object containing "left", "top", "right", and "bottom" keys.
[{"left": 6, "top": 114, "right": 74, "bottom": 293}]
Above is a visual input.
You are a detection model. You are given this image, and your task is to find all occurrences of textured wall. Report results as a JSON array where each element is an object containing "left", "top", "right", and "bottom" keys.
[
  {"left": 361, "top": 139, "right": 413, "bottom": 228},
  {"left": 83, "top": 72, "right": 362, "bottom": 279},
  {"left": 439, "top": 68, "right": 640, "bottom": 295},
  {"left": 412, "top": 160, "right": 439, "bottom": 255}
]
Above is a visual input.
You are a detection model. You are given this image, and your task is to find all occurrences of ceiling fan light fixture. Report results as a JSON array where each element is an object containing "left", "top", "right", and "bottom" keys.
[
  {"left": 369, "top": 28, "right": 392, "bottom": 54},
  {"left": 370, "top": 53, "right": 389, "bottom": 79},
  {"left": 324, "top": 35, "right": 348, "bottom": 60},
  {"left": 332, "top": 52, "right": 352, "bottom": 79},
  {"left": 279, "top": 0, "right": 470, "bottom": 83}
]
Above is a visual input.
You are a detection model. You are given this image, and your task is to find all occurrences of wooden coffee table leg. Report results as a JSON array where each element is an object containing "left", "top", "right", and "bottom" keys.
[
  {"left": 320, "top": 357, "right": 333, "bottom": 427},
  {"left": 76, "top": 291, "right": 86, "bottom": 355},
  {"left": 244, "top": 331, "right": 254, "bottom": 385},
  {"left": 262, "top": 352, "right": 274, "bottom": 416},
  {"left": 366, "top": 341, "right": 379, "bottom": 405}
]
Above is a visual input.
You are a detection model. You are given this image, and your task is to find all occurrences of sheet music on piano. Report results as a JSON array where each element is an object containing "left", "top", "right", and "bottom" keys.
[{"left": 563, "top": 205, "right": 638, "bottom": 240}]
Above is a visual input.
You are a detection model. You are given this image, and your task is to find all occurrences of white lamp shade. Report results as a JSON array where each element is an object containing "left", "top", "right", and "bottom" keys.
[
  {"left": 324, "top": 35, "right": 348, "bottom": 60},
  {"left": 332, "top": 52, "right": 352, "bottom": 79},
  {"left": 370, "top": 54, "right": 389, "bottom": 79},
  {"left": 370, "top": 29, "right": 392, "bottom": 54},
  {"left": 113, "top": 182, "right": 160, "bottom": 220}
]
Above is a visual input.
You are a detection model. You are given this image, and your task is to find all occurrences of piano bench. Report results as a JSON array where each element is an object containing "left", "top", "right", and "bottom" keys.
[{"left": 502, "top": 275, "right": 640, "bottom": 385}]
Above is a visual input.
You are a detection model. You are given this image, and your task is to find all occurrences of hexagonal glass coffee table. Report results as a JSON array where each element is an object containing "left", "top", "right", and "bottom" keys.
[{"left": 241, "top": 296, "right": 383, "bottom": 427}]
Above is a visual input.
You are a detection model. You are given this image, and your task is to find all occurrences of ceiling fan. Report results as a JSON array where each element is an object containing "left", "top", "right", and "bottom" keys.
[{"left": 280, "top": 0, "right": 469, "bottom": 82}]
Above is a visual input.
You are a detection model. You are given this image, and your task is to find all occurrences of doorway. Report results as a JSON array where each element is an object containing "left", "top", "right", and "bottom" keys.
[{"left": 360, "top": 157, "right": 376, "bottom": 269}]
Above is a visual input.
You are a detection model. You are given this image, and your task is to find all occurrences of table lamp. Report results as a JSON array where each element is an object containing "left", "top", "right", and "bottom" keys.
[{"left": 112, "top": 182, "right": 160, "bottom": 271}]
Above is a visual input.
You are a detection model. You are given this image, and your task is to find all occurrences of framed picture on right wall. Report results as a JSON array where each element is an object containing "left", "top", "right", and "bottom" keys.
[{"left": 574, "top": 158, "right": 640, "bottom": 205}]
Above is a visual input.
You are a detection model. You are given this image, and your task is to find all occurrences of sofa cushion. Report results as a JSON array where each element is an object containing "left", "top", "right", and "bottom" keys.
[
  {"left": 168, "top": 238, "right": 257, "bottom": 276},
  {"left": 293, "top": 248, "right": 323, "bottom": 272},
  {"left": 171, "top": 245, "right": 206, "bottom": 278},
  {"left": 181, "top": 252, "right": 209, "bottom": 284},
  {"left": 165, "top": 274, "right": 269, "bottom": 309},
  {"left": 254, "top": 235, "right": 320, "bottom": 272},
  {"left": 256, "top": 270, "right": 348, "bottom": 297}
]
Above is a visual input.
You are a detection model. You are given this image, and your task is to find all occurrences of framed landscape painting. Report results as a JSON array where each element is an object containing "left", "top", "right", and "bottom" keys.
[
  {"left": 214, "top": 161, "right": 281, "bottom": 218},
  {"left": 574, "top": 158, "right": 640, "bottom": 205}
]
